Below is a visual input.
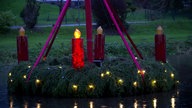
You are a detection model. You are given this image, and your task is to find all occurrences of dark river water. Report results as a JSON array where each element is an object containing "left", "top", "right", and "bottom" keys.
[{"left": 0, "top": 55, "right": 192, "bottom": 108}]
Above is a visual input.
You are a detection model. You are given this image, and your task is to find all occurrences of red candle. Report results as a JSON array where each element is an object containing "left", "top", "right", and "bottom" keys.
[
  {"left": 155, "top": 26, "right": 166, "bottom": 63},
  {"left": 17, "top": 27, "right": 29, "bottom": 63},
  {"left": 72, "top": 29, "right": 84, "bottom": 69},
  {"left": 94, "top": 26, "right": 105, "bottom": 60}
]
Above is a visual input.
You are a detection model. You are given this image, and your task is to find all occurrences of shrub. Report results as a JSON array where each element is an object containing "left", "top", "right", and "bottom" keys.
[{"left": 0, "top": 11, "right": 16, "bottom": 33}]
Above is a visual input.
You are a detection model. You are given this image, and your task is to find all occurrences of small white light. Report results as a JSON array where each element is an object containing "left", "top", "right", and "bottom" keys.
[
  {"left": 118, "top": 79, "right": 123, "bottom": 85},
  {"left": 9, "top": 73, "right": 12, "bottom": 77},
  {"left": 101, "top": 73, "right": 104, "bottom": 77},
  {"left": 36, "top": 79, "right": 40, "bottom": 84},
  {"left": 72, "top": 84, "right": 78, "bottom": 91},
  {"left": 133, "top": 81, "right": 137, "bottom": 87},
  {"left": 28, "top": 65, "right": 31, "bottom": 68},
  {"left": 106, "top": 71, "right": 110, "bottom": 75},
  {"left": 171, "top": 73, "right": 174, "bottom": 78},
  {"left": 23, "top": 75, "right": 27, "bottom": 79},
  {"left": 58, "top": 66, "right": 62, "bottom": 69}
]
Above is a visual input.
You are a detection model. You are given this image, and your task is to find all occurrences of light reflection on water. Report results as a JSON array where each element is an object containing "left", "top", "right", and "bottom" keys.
[{"left": 8, "top": 90, "right": 179, "bottom": 108}]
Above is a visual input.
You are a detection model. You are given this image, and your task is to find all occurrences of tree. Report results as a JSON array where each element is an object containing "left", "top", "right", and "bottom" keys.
[
  {"left": 92, "top": 0, "right": 135, "bottom": 29},
  {"left": 20, "top": 0, "right": 40, "bottom": 29}
]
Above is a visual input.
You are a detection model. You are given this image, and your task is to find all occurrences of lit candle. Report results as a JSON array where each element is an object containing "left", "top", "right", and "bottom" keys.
[
  {"left": 94, "top": 26, "right": 105, "bottom": 60},
  {"left": 155, "top": 26, "right": 166, "bottom": 63},
  {"left": 72, "top": 29, "right": 84, "bottom": 69},
  {"left": 17, "top": 27, "right": 29, "bottom": 63}
]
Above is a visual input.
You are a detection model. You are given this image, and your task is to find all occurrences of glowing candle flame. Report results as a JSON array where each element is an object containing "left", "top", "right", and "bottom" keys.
[
  {"left": 74, "top": 29, "right": 81, "bottom": 39},
  {"left": 97, "top": 26, "right": 103, "bottom": 35},
  {"left": 156, "top": 26, "right": 163, "bottom": 35},
  {"left": 19, "top": 27, "right": 25, "bottom": 36}
]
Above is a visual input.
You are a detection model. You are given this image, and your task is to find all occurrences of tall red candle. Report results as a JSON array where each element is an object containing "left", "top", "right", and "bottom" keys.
[
  {"left": 155, "top": 26, "right": 166, "bottom": 63},
  {"left": 17, "top": 27, "right": 29, "bottom": 63},
  {"left": 94, "top": 26, "right": 105, "bottom": 60},
  {"left": 72, "top": 29, "right": 84, "bottom": 69}
]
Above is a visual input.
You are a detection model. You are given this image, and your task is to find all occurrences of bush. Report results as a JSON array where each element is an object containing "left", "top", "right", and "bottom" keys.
[{"left": 0, "top": 11, "right": 16, "bottom": 33}]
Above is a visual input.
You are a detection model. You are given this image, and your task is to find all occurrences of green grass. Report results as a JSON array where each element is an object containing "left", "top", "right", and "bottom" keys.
[
  {"left": 0, "top": 19, "right": 192, "bottom": 50},
  {"left": 0, "top": 0, "right": 85, "bottom": 25}
]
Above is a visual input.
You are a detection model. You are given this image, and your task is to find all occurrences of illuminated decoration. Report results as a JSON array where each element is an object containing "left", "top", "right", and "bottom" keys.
[
  {"left": 88, "top": 84, "right": 95, "bottom": 90},
  {"left": 176, "top": 80, "right": 180, "bottom": 84},
  {"left": 106, "top": 71, "right": 111, "bottom": 76},
  {"left": 164, "top": 69, "right": 167, "bottom": 72},
  {"left": 153, "top": 98, "right": 157, "bottom": 108},
  {"left": 118, "top": 79, "right": 123, "bottom": 85},
  {"left": 10, "top": 79, "right": 13, "bottom": 82},
  {"left": 72, "top": 84, "right": 78, "bottom": 91},
  {"left": 138, "top": 70, "right": 145, "bottom": 75},
  {"left": 9, "top": 73, "right": 12, "bottom": 77},
  {"left": 23, "top": 75, "right": 27, "bottom": 79},
  {"left": 94, "top": 26, "right": 105, "bottom": 60},
  {"left": 17, "top": 27, "right": 29, "bottom": 64},
  {"left": 171, "top": 73, "right": 174, "bottom": 78},
  {"left": 135, "top": 57, "right": 138, "bottom": 60},
  {"left": 133, "top": 81, "right": 137, "bottom": 87},
  {"left": 28, "top": 65, "right": 31, "bottom": 69},
  {"left": 36, "top": 79, "right": 41, "bottom": 84},
  {"left": 58, "top": 66, "right": 62, "bottom": 69},
  {"left": 72, "top": 29, "right": 84, "bottom": 69},
  {"left": 152, "top": 80, "right": 156, "bottom": 86},
  {"left": 101, "top": 73, "right": 104, "bottom": 78},
  {"left": 155, "top": 26, "right": 166, "bottom": 63}
]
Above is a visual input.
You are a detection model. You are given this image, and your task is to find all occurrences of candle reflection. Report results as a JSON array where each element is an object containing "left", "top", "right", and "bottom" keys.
[
  {"left": 153, "top": 98, "right": 157, "bottom": 108},
  {"left": 10, "top": 100, "right": 13, "bottom": 108},
  {"left": 134, "top": 100, "right": 138, "bottom": 108},
  {"left": 119, "top": 103, "right": 123, "bottom": 108},
  {"left": 171, "top": 97, "right": 175, "bottom": 108},
  {"left": 74, "top": 102, "right": 78, "bottom": 108},
  {"left": 37, "top": 103, "right": 41, "bottom": 108},
  {"left": 24, "top": 101, "right": 28, "bottom": 108},
  {"left": 89, "top": 101, "right": 93, "bottom": 108}
]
